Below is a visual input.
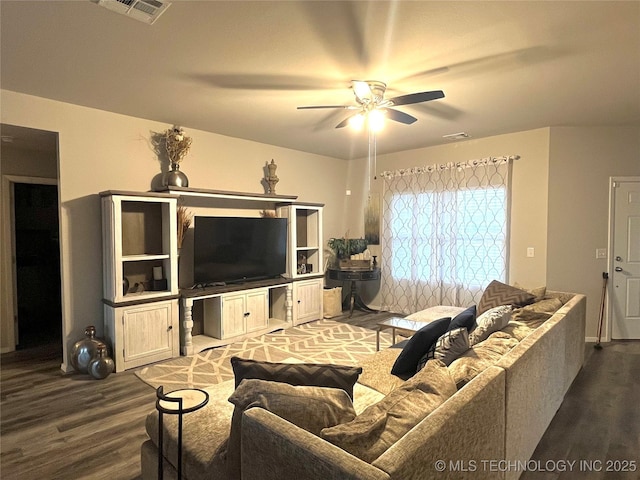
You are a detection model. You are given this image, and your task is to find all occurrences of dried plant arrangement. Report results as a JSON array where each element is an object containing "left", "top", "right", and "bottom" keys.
[
  {"left": 177, "top": 205, "right": 193, "bottom": 250},
  {"left": 164, "top": 126, "right": 192, "bottom": 164},
  {"left": 259, "top": 209, "right": 277, "bottom": 218}
]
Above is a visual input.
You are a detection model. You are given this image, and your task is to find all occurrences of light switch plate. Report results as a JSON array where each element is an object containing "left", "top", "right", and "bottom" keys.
[
  {"left": 527, "top": 247, "right": 535, "bottom": 258},
  {"left": 595, "top": 248, "right": 607, "bottom": 259}
]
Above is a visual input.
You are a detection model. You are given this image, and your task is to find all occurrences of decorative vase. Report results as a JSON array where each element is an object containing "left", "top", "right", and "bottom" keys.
[
  {"left": 163, "top": 162, "right": 189, "bottom": 187},
  {"left": 70, "top": 325, "right": 107, "bottom": 374},
  {"left": 88, "top": 345, "right": 115, "bottom": 380}
]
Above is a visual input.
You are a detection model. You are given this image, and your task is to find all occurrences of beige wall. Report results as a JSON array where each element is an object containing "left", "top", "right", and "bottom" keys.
[
  {"left": 1, "top": 143, "right": 58, "bottom": 178},
  {"left": 547, "top": 126, "right": 640, "bottom": 339},
  {"left": 0, "top": 89, "right": 348, "bottom": 368}
]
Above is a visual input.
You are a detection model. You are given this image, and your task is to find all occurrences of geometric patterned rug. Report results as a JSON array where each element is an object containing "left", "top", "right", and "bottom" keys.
[{"left": 135, "top": 319, "right": 394, "bottom": 391}]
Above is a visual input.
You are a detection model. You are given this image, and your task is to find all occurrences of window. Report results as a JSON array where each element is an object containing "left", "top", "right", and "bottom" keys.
[{"left": 380, "top": 159, "right": 511, "bottom": 313}]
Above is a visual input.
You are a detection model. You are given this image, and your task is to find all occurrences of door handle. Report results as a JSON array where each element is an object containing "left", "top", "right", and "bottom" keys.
[{"left": 615, "top": 267, "right": 623, "bottom": 272}]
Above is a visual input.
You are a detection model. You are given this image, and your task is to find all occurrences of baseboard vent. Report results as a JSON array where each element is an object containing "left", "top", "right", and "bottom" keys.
[{"left": 93, "top": 0, "right": 171, "bottom": 24}]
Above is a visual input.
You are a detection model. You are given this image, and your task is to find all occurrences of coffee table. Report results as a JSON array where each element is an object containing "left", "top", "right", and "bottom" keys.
[{"left": 376, "top": 317, "right": 426, "bottom": 351}]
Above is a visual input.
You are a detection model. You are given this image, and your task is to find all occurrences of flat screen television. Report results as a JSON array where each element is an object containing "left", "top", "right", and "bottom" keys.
[{"left": 193, "top": 216, "right": 287, "bottom": 285}]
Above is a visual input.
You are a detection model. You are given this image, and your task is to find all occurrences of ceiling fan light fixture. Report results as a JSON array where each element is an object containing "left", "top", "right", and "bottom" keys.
[
  {"left": 352, "top": 81, "right": 373, "bottom": 103},
  {"left": 368, "top": 109, "right": 386, "bottom": 132}
]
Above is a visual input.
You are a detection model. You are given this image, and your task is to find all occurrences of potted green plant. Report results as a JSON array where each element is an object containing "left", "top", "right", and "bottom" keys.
[{"left": 327, "top": 237, "right": 368, "bottom": 267}]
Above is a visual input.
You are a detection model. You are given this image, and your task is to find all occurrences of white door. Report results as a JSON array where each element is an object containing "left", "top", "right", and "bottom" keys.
[
  {"left": 221, "top": 294, "right": 247, "bottom": 338},
  {"left": 245, "top": 289, "right": 269, "bottom": 332},
  {"left": 611, "top": 178, "right": 640, "bottom": 339},
  {"left": 293, "top": 279, "right": 323, "bottom": 325}
]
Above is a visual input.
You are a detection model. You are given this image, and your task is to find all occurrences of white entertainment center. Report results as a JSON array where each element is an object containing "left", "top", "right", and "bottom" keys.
[{"left": 101, "top": 188, "right": 324, "bottom": 370}]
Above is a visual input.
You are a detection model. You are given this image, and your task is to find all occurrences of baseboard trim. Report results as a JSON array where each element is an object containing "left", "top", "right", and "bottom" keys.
[
  {"left": 585, "top": 336, "right": 606, "bottom": 343},
  {"left": 60, "top": 362, "right": 75, "bottom": 374}
]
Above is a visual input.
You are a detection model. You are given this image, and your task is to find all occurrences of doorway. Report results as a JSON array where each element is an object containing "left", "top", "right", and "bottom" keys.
[
  {"left": 609, "top": 176, "right": 640, "bottom": 340},
  {"left": 13, "top": 182, "right": 62, "bottom": 349}
]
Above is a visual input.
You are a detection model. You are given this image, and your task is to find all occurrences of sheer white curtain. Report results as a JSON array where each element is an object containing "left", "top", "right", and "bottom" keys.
[{"left": 379, "top": 157, "right": 514, "bottom": 314}]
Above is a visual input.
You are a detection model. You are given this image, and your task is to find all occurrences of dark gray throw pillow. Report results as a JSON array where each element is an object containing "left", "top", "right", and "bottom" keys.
[
  {"left": 477, "top": 280, "right": 535, "bottom": 315},
  {"left": 448, "top": 305, "right": 477, "bottom": 332},
  {"left": 230, "top": 357, "right": 362, "bottom": 400},
  {"left": 390, "top": 317, "right": 451, "bottom": 377}
]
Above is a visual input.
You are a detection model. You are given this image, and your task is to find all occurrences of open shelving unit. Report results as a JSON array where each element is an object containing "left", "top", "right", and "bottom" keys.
[{"left": 101, "top": 191, "right": 180, "bottom": 372}]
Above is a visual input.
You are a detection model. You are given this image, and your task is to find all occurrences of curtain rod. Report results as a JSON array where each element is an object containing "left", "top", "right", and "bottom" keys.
[{"left": 380, "top": 155, "right": 520, "bottom": 179}]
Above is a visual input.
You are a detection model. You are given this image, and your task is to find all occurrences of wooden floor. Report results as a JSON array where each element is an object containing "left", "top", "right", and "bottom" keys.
[{"left": 1, "top": 311, "right": 638, "bottom": 480}]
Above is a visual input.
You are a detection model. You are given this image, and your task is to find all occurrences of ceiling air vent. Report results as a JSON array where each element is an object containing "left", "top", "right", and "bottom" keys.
[{"left": 94, "top": 0, "right": 171, "bottom": 25}]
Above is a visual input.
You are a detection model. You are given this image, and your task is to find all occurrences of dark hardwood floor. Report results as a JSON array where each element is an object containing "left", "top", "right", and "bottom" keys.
[{"left": 1, "top": 311, "right": 638, "bottom": 480}]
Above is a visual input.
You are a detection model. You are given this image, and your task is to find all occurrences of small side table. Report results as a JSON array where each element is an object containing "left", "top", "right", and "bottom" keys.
[
  {"left": 156, "top": 386, "right": 209, "bottom": 480},
  {"left": 327, "top": 268, "right": 381, "bottom": 317},
  {"left": 376, "top": 317, "right": 425, "bottom": 351}
]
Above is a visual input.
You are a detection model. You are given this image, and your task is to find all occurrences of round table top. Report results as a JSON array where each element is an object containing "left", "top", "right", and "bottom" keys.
[{"left": 156, "top": 388, "right": 209, "bottom": 414}]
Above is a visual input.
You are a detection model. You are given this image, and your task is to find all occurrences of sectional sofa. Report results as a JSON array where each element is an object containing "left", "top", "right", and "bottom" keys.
[{"left": 141, "top": 290, "right": 586, "bottom": 480}]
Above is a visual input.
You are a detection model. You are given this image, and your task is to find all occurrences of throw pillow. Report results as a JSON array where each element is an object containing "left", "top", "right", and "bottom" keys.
[
  {"left": 477, "top": 280, "right": 535, "bottom": 315},
  {"left": 390, "top": 317, "right": 451, "bottom": 377},
  {"left": 320, "top": 359, "right": 456, "bottom": 463},
  {"left": 448, "top": 331, "right": 519, "bottom": 388},
  {"left": 419, "top": 327, "right": 470, "bottom": 370},
  {"left": 448, "top": 305, "right": 477, "bottom": 332},
  {"left": 505, "top": 298, "right": 563, "bottom": 332},
  {"left": 514, "top": 282, "right": 547, "bottom": 302},
  {"left": 469, "top": 305, "right": 513, "bottom": 346},
  {"left": 227, "top": 379, "right": 356, "bottom": 479},
  {"left": 230, "top": 357, "right": 362, "bottom": 400}
]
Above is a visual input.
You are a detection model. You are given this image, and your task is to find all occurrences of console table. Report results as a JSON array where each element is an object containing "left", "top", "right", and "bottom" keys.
[
  {"left": 180, "top": 278, "right": 293, "bottom": 355},
  {"left": 327, "top": 267, "right": 381, "bottom": 317}
]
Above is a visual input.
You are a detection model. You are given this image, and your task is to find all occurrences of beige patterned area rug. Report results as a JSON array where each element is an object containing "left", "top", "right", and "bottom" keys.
[{"left": 135, "top": 319, "right": 393, "bottom": 391}]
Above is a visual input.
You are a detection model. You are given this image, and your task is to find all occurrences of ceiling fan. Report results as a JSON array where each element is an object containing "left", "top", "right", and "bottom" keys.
[{"left": 297, "top": 80, "right": 445, "bottom": 129}]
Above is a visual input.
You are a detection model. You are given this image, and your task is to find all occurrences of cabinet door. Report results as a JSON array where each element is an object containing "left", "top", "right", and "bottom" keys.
[
  {"left": 221, "top": 293, "right": 247, "bottom": 338},
  {"left": 293, "top": 278, "right": 323, "bottom": 325},
  {"left": 116, "top": 300, "right": 177, "bottom": 371},
  {"left": 245, "top": 289, "right": 269, "bottom": 332}
]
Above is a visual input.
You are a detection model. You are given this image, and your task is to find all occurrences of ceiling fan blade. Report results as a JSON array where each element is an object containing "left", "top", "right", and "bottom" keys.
[
  {"left": 383, "top": 108, "right": 418, "bottom": 125},
  {"left": 297, "top": 105, "right": 358, "bottom": 110},
  {"left": 335, "top": 114, "right": 358, "bottom": 129},
  {"left": 388, "top": 90, "right": 445, "bottom": 106}
]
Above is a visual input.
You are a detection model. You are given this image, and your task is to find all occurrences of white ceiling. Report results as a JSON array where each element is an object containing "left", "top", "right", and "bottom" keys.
[{"left": 1, "top": 1, "right": 639, "bottom": 160}]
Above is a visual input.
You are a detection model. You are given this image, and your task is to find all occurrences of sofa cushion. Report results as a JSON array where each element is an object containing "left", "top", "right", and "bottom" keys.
[
  {"left": 505, "top": 297, "right": 564, "bottom": 332},
  {"left": 419, "top": 327, "right": 470, "bottom": 370},
  {"left": 448, "top": 305, "right": 477, "bottom": 332},
  {"left": 358, "top": 347, "right": 406, "bottom": 395},
  {"left": 230, "top": 357, "right": 362, "bottom": 400},
  {"left": 227, "top": 379, "right": 357, "bottom": 480},
  {"left": 448, "top": 331, "right": 519, "bottom": 388},
  {"left": 477, "top": 280, "right": 535, "bottom": 315},
  {"left": 390, "top": 317, "right": 451, "bottom": 378},
  {"left": 320, "top": 359, "right": 456, "bottom": 463},
  {"left": 501, "top": 321, "right": 536, "bottom": 341},
  {"left": 469, "top": 304, "right": 513, "bottom": 346}
]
